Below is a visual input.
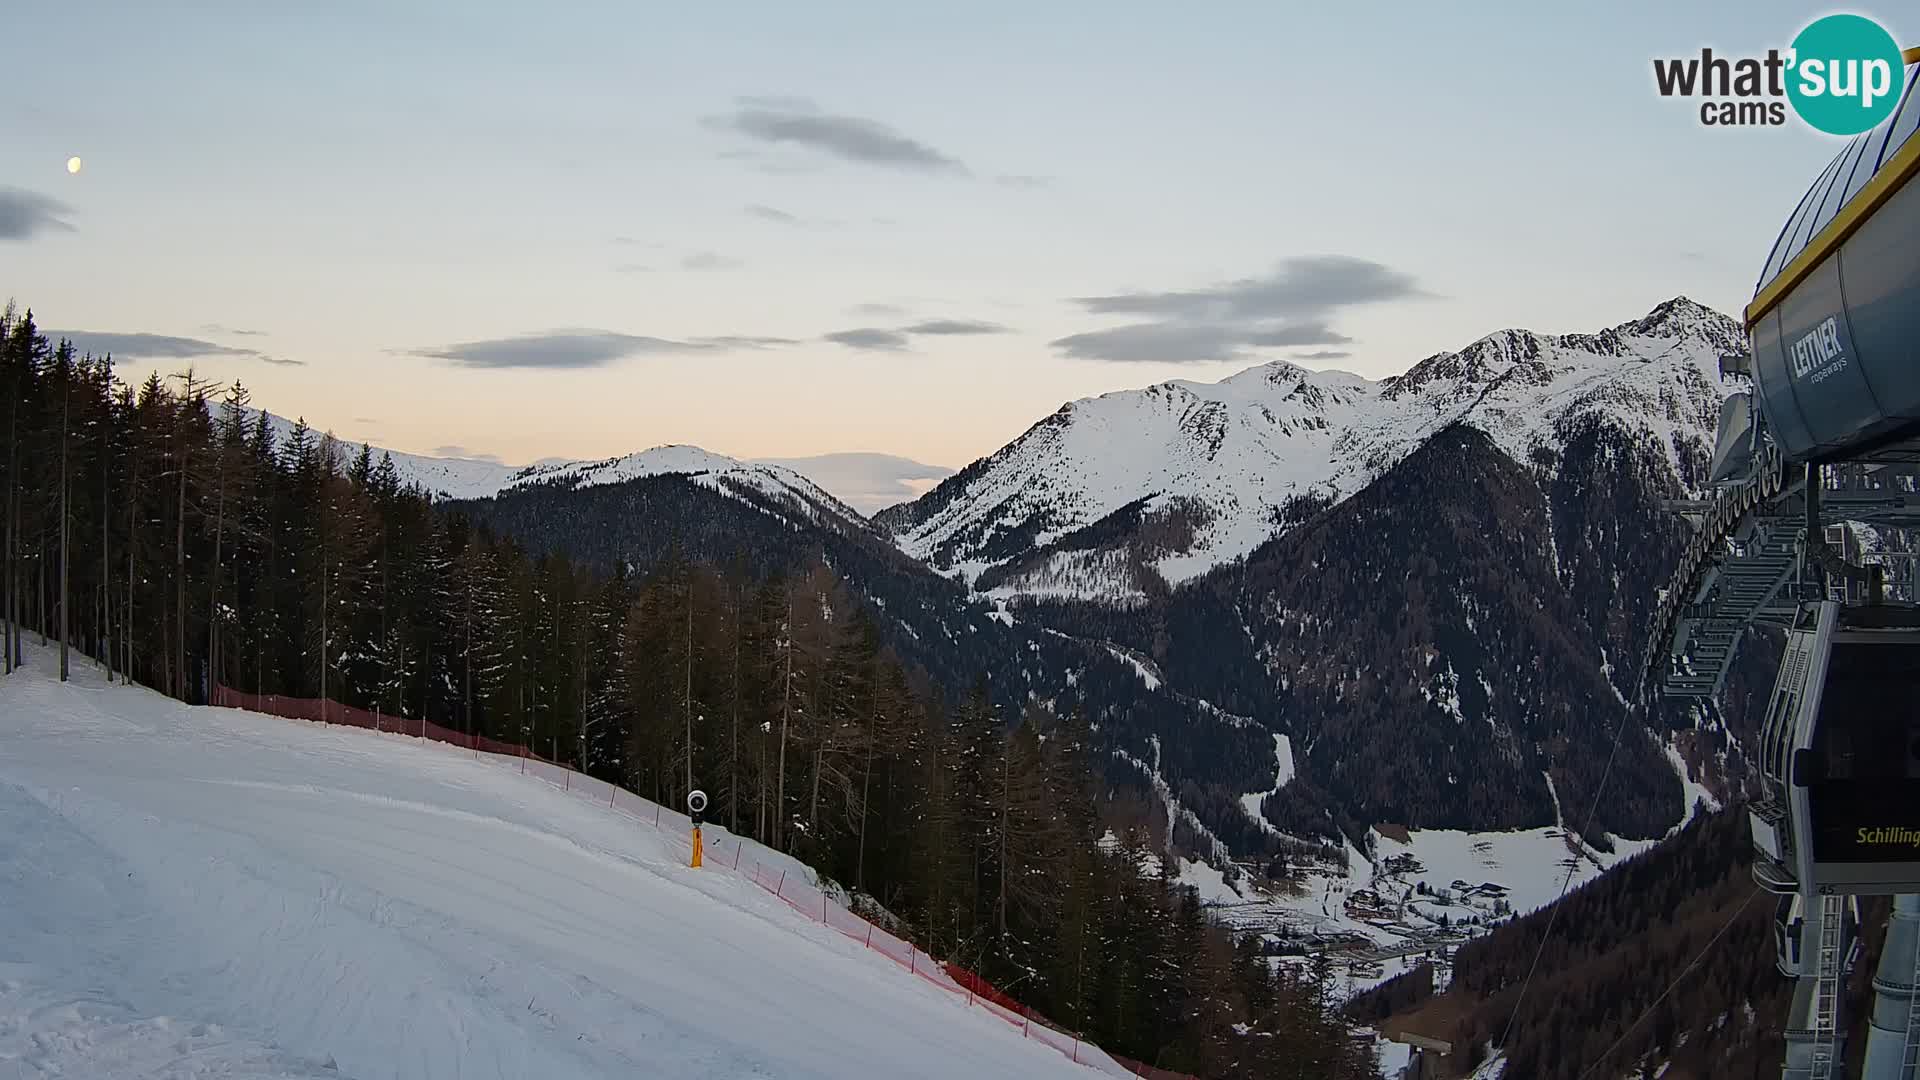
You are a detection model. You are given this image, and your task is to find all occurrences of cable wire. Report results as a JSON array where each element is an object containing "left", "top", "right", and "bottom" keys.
[
  {"left": 1496, "top": 705, "right": 1635, "bottom": 1053},
  {"left": 1573, "top": 884, "right": 1767, "bottom": 1080}
]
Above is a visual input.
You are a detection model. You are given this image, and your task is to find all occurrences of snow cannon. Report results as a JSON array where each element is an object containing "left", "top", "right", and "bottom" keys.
[
  {"left": 687, "top": 789, "right": 707, "bottom": 868},
  {"left": 1746, "top": 52, "right": 1920, "bottom": 466}
]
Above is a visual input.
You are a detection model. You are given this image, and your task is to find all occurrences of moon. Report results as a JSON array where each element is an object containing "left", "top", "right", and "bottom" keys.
[{"left": 66, "top": 156, "right": 82, "bottom": 175}]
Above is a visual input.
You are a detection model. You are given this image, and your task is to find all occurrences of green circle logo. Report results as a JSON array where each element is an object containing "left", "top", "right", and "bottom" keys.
[{"left": 1786, "top": 14, "right": 1906, "bottom": 135}]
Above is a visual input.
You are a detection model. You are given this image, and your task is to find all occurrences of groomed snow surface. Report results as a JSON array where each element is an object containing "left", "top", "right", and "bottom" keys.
[{"left": 0, "top": 647, "right": 1115, "bottom": 1080}]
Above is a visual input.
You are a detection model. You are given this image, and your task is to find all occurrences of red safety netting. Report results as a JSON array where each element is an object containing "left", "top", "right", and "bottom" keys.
[{"left": 211, "top": 684, "right": 1198, "bottom": 1080}]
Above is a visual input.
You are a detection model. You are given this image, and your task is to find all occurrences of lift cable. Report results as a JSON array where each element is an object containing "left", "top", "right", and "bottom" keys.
[
  {"left": 1573, "top": 884, "right": 1767, "bottom": 1080},
  {"left": 1497, "top": 691, "right": 1640, "bottom": 1053}
]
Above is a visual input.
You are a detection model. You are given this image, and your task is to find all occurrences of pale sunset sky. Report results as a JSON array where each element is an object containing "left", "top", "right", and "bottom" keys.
[{"left": 2, "top": 2, "right": 1899, "bottom": 470}]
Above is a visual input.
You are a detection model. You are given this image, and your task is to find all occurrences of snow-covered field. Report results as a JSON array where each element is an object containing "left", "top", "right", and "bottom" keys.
[{"left": 0, "top": 647, "right": 1110, "bottom": 1080}]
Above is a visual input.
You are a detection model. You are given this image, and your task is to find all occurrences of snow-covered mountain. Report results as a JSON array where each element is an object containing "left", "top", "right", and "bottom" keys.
[
  {"left": 247, "top": 409, "right": 521, "bottom": 499},
  {"left": 877, "top": 297, "right": 1743, "bottom": 603},
  {"left": 496, "top": 445, "right": 870, "bottom": 529},
  {"left": 252, "top": 410, "right": 869, "bottom": 528}
]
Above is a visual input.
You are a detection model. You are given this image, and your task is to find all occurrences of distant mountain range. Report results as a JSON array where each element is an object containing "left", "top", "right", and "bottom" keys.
[
  {"left": 261, "top": 416, "right": 953, "bottom": 518},
  {"left": 877, "top": 297, "right": 1741, "bottom": 604},
  {"left": 273, "top": 296, "right": 1765, "bottom": 880}
]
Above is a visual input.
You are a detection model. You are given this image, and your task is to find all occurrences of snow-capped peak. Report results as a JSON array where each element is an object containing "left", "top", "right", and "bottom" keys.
[
  {"left": 883, "top": 297, "right": 1742, "bottom": 601},
  {"left": 500, "top": 445, "right": 867, "bottom": 526}
]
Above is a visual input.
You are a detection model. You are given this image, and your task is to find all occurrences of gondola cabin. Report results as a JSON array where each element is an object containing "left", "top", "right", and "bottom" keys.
[{"left": 1750, "top": 601, "right": 1920, "bottom": 896}]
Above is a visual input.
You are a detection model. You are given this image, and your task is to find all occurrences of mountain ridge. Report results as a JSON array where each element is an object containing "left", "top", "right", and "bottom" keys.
[{"left": 877, "top": 296, "right": 1742, "bottom": 603}]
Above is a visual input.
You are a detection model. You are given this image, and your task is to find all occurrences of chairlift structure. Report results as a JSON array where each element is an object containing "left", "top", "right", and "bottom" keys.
[{"left": 1646, "top": 49, "right": 1920, "bottom": 1080}]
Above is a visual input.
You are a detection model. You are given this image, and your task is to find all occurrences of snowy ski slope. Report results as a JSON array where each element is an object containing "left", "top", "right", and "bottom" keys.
[{"left": 0, "top": 648, "right": 1112, "bottom": 1080}]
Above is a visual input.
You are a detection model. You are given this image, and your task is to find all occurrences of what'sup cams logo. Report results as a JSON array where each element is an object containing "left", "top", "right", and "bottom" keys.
[{"left": 1654, "top": 13, "right": 1908, "bottom": 134}]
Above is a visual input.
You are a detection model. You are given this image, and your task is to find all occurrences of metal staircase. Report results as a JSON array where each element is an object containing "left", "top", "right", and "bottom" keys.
[{"left": 1811, "top": 894, "right": 1847, "bottom": 1080}]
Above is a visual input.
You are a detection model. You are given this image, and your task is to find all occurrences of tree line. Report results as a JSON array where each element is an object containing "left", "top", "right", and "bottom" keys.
[{"left": 0, "top": 307, "right": 1378, "bottom": 1078}]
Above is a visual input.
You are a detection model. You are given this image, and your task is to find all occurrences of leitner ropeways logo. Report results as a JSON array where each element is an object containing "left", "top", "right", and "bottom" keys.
[{"left": 1654, "top": 13, "right": 1907, "bottom": 134}]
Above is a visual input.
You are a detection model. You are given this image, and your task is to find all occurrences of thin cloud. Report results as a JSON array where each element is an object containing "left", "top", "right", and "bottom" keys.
[
  {"left": 200, "top": 323, "right": 269, "bottom": 337},
  {"left": 1291, "top": 349, "right": 1353, "bottom": 361},
  {"left": 1243, "top": 323, "right": 1353, "bottom": 347},
  {"left": 706, "top": 98, "right": 967, "bottom": 174},
  {"left": 0, "top": 187, "right": 77, "bottom": 241},
  {"left": 690, "top": 334, "right": 801, "bottom": 349},
  {"left": 745, "top": 203, "right": 801, "bottom": 225},
  {"left": 848, "top": 302, "right": 908, "bottom": 317},
  {"left": 717, "top": 148, "right": 826, "bottom": 176},
  {"left": 682, "top": 251, "right": 743, "bottom": 271},
  {"left": 1055, "top": 255, "right": 1427, "bottom": 363},
  {"left": 1074, "top": 255, "right": 1425, "bottom": 321},
  {"left": 824, "top": 328, "right": 911, "bottom": 352},
  {"left": 258, "top": 354, "right": 307, "bottom": 366},
  {"left": 410, "top": 330, "right": 709, "bottom": 370},
  {"left": 432, "top": 445, "right": 506, "bottom": 464},
  {"left": 901, "top": 318, "right": 1009, "bottom": 336},
  {"left": 1050, "top": 323, "right": 1254, "bottom": 364},
  {"left": 755, "top": 452, "right": 956, "bottom": 516},
  {"left": 745, "top": 203, "right": 841, "bottom": 229},
  {"left": 48, "top": 331, "right": 259, "bottom": 361}
]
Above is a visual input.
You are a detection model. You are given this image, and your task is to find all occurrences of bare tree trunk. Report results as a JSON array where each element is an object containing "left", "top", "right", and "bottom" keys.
[
  {"left": 58, "top": 371, "right": 69, "bottom": 681},
  {"left": 999, "top": 749, "right": 1010, "bottom": 938},
  {"left": 856, "top": 713, "right": 874, "bottom": 893},
  {"left": 684, "top": 576, "right": 694, "bottom": 799},
  {"left": 124, "top": 449, "right": 136, "bottom": 685},
  {"left": 776, "top": 590, "right": 793, "bottom": 850},
  {"left": 730, "top": 581, "right": 740, "bottom": 834},
  {"left": 175, "top": 424, "right": 187, "bottom": 700},
  {"left": 3, "top": 376, "right": 16, "bottom": 675},
  {"left": 462, "top": 573, "right": 473, "bottom": 734},
  {"left": 205, "top": 442, "right": 227, "bottom": 697},
  {"left": 319, "top": 554, "right": 328, "bottom": 710},
  {"left": 38, "top": 535, "right": 47, "bottom": 646},
  {"left": 100, "top": 389, "right": 112, "bottom": 679},
  {"left": 810, "top": 744, "right": 822, "bottom": 837}
]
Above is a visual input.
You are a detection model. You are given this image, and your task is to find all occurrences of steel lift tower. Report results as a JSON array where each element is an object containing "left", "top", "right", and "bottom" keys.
[{"left": 1645, "top": 48, "right": 1920, "bottom": 1080}]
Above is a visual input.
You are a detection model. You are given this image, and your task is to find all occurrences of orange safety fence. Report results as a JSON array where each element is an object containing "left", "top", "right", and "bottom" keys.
[{"left": 210, "top": 684, "right": 1199, "bottom": 1080}]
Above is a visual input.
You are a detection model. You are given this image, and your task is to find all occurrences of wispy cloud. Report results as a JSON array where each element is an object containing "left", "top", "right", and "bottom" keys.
[
  {"left": 1290, "top": 349, "right": 1353, "bottom": 362},
  {"left": 824, "top": 328, "right": 911, "bottom": 352},
  {"left": 745, "top": 203, "right": 801, "bottom": 225},
  {"left": 259, "top": 354, "right": 307, "bottom": 366},
  {"left": 706, "top": 98, "right": 967, "bottom": 174},
  {"left": 755, "top": 452, "right": 956, "bottom": 516},
  {"left": 682, "top": 251, "right": 743, "bottom": 271},
  {"left": 410, "top": 330, "right": 708, "bottom": 370},
  {"left": 409, "top": 327, "right": 798, "bottom": 370},
  {"left": 823, "top": 316, "right": 1012, "bottom": 352},
  {"left": 848, "top": 302, "right": 908, "bottom": 317},
  {"left": 0, "top": 188, "right": 78, "bottom": 241},
  {"left": 200, "top": 323, "right": 269, "bottom": 338},
  {"left": 1053, "top": 255, "right": 1427, "bottom": 363},
  {"left": 48, "top": 330, "right": 260, "bottom": 361},
  {"left": 432, "top": 444, "right": 506, "bottom": 464},
  {"left": 744, "top": 203, "right": 843, "bottom": 229},
  {"left": 691, "top": 334, "right": 802, "bottom": 349},
  {"left": 901, "top": 319, "right": 1009, "bottom": 336},
  {"left": 1074, "top": 256, "right": 1423, "bottom": 321}
]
